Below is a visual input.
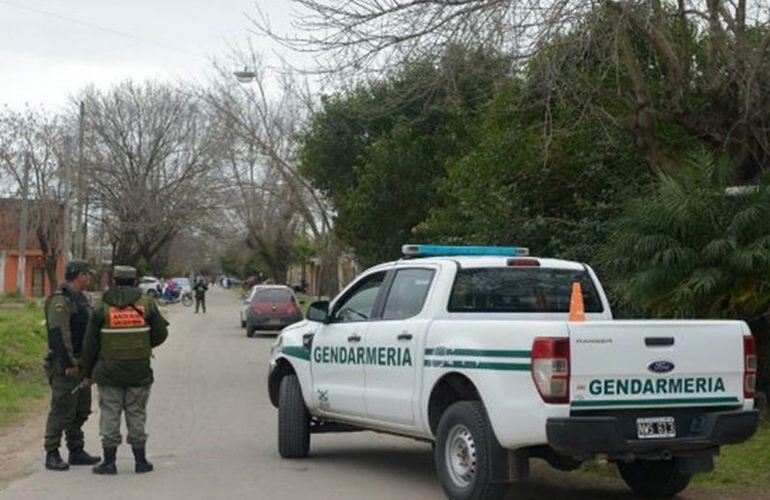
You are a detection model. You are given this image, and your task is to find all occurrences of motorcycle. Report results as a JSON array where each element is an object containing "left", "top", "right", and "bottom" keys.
[{"left": 158, "top": 289, "right": 193, "bottom": 307}]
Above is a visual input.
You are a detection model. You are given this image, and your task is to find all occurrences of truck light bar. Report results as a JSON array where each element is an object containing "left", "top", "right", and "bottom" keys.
[{"left": 402, "top": 244, "right": 529, "bottom": 258}]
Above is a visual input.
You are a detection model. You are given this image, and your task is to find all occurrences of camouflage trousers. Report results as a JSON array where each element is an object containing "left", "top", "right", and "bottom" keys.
[
  {"left": 44, "top": 371, "right": 92, "bottom": 452},
  {"left": 97, "top": 384, "right": 151, "bottom": 448}
]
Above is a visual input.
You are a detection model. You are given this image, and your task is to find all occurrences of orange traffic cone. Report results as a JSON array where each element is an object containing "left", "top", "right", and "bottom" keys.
[{"left": 569, "top": 282, "right": 585, "bottom": 322}]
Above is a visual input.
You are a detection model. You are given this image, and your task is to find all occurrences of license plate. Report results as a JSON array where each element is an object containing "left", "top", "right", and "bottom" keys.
[
  {"left": 636, "top": 416, "right": 676, "bottom": 439},
  {"left": 269, "top": 318, "right": 282, "bottom": 325}
]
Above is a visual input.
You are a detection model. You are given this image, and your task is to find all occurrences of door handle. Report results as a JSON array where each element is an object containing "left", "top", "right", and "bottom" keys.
[
  {"left": 645, "top": 337, "right": 674, "bottom": 347},
  {"left": 347, "top": 334, "right": 362, "bottom": 343},
  {"left": 397, "top": 332, "right": 413, "bottom": 341}
]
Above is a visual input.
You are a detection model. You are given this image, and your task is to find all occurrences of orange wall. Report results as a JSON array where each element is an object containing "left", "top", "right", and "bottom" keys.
[{"left": 3, "top": 252, "right": 65, "bottom": 297}]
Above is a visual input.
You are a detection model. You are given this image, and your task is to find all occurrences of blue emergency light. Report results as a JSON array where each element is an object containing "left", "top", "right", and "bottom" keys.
[{"left": 402, "top": 244, "right": 530, "bottom": 258}]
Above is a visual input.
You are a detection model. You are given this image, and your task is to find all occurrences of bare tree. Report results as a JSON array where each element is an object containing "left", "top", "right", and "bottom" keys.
[
  {"left": 253, "top": 0, "right": 770, "bottom": 177},
  {"left": 0, "top": 107, "right": 69, "bottom": 288},
  {"left": 200, "top": 50, "right": 341, "bottom": 292},
  {"left": 79, "top": 81, "right": 220, "bottom": 270}
]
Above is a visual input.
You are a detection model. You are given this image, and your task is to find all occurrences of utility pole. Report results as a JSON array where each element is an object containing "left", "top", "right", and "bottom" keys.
[
  {"left": 73, "top": 101, "right": 85, "bottom": 259},
  {"left": 17, "top": 152, "right": 30, "bottom": 296},
  {"left": 62, "top": 137, "right": 73, "bottom": 260}
]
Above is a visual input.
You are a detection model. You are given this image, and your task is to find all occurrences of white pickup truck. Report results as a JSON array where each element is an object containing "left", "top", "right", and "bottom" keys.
[{"left": 267, "top": 245, "right": 760, "bottom": 500}]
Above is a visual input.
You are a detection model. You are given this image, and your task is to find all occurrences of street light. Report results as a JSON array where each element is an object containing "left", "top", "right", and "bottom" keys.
[{"left": 233, "top": 67, "right": 257, "bottom": 84}]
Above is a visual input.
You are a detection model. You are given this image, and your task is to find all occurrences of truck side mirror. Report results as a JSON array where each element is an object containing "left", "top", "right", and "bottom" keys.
[{"left": 307, "top": 301, "right": 330, "bottom": 323}]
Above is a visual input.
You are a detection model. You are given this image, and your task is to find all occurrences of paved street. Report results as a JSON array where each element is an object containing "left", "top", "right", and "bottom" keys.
[{"left": 0, "top": 288, "right": 761, "bottom": 500}]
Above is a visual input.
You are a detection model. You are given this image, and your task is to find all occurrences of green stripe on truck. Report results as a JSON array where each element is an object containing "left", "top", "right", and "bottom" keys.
[
  {"left": 425, "top": 348, "right": 531, "bottom": 358},
  {"left": 282, "top": 346, "right": 310, "bottom": 361},
  {"left": 571, "top": 397, "right": 740, "bottom": 408},
  {"left": 424, "top": 359, "right": 531, "bottom": 371}
]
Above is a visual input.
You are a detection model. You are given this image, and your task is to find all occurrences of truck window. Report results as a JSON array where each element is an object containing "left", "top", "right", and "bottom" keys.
[
  {"left": 332, "top": 271, "right": 386, "bottom": 322},
  {"left": 448, "top": 268, "right": 603, "bottom": 313},
  {"left": 382, "top": 269, "right": 435, "bottom": 320}
]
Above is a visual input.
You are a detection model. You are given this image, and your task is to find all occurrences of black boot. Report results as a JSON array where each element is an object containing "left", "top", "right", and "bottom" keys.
[
  {"left": 92, "top": 447, "right": 117, "bottom": 475},
  {"left": 45, "top": 449, "right": 69, "bottom": 471},
  {"left": 69, "top": 448, "right": 101, "bottom": 465},
  {"left": 132, "top": 446, "right": 154, "bottom": 473}
]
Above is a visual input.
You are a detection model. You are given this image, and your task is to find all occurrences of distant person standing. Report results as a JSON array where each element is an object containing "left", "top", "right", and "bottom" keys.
[
  {"left": 81, "top": 266, "right": 169, "bottom": 475},
  {"left": 43, "top": 260, "right": 101, "bottom": 470},
  {"left": 193, "top": 277, "right": 208, "bottom": 313}
]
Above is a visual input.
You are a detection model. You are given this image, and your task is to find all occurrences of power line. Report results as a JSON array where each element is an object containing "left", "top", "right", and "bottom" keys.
[{"left": 0, "top": 0, "right": 207, "bottom": 59}]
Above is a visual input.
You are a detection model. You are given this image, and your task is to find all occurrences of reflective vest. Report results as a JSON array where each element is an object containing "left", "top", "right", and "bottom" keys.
[{"left": 100, "top": 301, "right": 151, "bottom": 361}]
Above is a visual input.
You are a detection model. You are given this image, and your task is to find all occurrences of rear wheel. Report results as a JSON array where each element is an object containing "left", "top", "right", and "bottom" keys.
[
  {"left": 182, "top": 294, "right": 193, "bottom": 307},
  {"left": 278, "top": 375, "right": 310, "bottom": 458},
  {"left": 435, "top": 401, "right": 508, "bottom": 500},
  {"left": 246, "top": 325, "right": 255, "bottom": 338},
  {"left": 617, "top": 459, "right": 691, "bottom": 497},
  {"left": 240, "top": 319, "right": 246, "bottom": 328}
]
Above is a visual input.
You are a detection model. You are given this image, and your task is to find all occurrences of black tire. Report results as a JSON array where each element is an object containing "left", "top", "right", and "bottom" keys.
[
  {"left": 240, "top": 319, "right": 246, "bottom": 328},
  {"left": 617, "top": 460, "right": 692, "bottom": 498},
  {"left": 278, "top": 375, "right": 310, "bottom": 458},
  {"left": 434, "top": 401, "right": 508, "bottom": 500},
  {"left": 147, "top": 290, "right": 157, "bottom": 298},
  {"left": 182, "top": 295, "right": 193, "bottom": 307},
  {"left": 246, "top": 325, "right": 255, "bottom": 338}
]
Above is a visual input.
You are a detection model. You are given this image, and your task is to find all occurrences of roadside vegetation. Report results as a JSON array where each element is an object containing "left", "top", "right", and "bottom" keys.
[
  {"left": 0, "top": 295, "right": 47, "bottom": 427},
  {"left": 694, "top": 419, "right": 770, "bottom": 489}
]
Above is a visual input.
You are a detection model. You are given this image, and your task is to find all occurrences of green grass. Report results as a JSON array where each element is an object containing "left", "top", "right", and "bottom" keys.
[
  {"left": 0, "top": 297, "right": 48, "bottom": 427},
  {"left": 296, "top": 294, "right": 329, "bottom": 315},
  {"left": 693, "top": 418, "right": 770, "bottom": 490}
]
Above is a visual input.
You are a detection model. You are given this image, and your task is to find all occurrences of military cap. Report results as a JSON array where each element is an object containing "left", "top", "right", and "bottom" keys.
[
  {"left": 113, "top": 266, "right": 138, "bottom": 280},
  {"left": 64, "top": 260, "right": 95, "bottom": 279}
]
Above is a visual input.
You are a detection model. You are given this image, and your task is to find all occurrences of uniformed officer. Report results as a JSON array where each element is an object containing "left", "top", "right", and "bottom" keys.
[
  {"left": 193, "top": 277, "right": 208, "bottom": 313},
  {"left": 81, "top": 265, "right": 169, "bottom": 475},
  {"left": 43, "top": 260, "right": 101, "bottom": 471}
]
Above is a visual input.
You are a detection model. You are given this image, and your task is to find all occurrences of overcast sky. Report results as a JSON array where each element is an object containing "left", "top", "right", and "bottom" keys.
[{"left": 0, "top": 0, "right": 301, "bottom": 111}]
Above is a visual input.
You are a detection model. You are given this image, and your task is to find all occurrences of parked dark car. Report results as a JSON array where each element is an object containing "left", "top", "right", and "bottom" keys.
[{"left": 245, "top": 286, "right": 303, "bottom": 337}]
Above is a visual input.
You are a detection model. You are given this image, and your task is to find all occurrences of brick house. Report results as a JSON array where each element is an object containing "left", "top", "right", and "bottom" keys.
[{"left": 0, "top": 198, "right": 66, "bottom": 297}]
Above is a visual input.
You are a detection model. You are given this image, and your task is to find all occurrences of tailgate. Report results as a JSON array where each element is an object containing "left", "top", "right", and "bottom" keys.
[{"left": 569, "top": 321, "right": 745, "bottom": 410}]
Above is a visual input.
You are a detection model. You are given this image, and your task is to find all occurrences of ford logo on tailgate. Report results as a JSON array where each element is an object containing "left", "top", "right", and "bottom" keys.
[{"left": 647, "top": 360, "right": 675, "bottom": 374}]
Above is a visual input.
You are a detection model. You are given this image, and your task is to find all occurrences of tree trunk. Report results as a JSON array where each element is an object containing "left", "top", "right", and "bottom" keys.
[
  {"left": 317, "top": 235, "right": 340, "bottom": 298},
  {"left": 44, "top": 256, "right": 58, "bottom": 292}
]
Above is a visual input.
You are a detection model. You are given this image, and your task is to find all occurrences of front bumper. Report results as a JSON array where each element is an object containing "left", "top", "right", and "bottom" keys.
[{"left": 547, "top": 409, "right": 759, "bottom": 459}]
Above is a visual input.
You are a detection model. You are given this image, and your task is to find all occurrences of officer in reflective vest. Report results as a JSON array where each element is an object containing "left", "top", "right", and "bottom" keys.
[
  {"left": 43, "top": 260, "right": 101, "bottom": 470},
  {"left": 81, "top": 265, "right": 169, "bottom": 475}
]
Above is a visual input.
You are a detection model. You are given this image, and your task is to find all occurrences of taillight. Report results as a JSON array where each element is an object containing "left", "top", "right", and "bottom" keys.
[
  {"left": 532, "top": 337, "right": 570, "bottom": 404},
  {"left": 744, "top": 335, "right": 757, "bottom": 399}
]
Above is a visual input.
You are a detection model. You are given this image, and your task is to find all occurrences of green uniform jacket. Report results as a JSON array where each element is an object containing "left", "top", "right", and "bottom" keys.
[
  {"left": 81, "top": 286, "right": 169, "bottom": 387},
  {"left": 45, "top": 283, "right": 91, "bottom": 372}
]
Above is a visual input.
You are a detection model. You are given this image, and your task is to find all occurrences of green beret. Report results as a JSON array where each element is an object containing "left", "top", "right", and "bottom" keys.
[
  {"left": 65, "top": 260, "right": 94, "bottom": 279},
  {"left": 113, "top": 266, "right": 137, "bottom": 280}
]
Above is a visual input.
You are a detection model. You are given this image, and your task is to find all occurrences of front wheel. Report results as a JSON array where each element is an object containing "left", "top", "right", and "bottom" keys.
[
  {"left": 617, "top": 459, "right": 691, "bottom": 498},
  {"left": 435, "top": 401, "right": 508, "bottom": 500},
  {"left": 278, "top": 375, "right": 310, "bottom": 458},
  {"left": 182, "top": 294, "right": 193, "bottom": 307}
]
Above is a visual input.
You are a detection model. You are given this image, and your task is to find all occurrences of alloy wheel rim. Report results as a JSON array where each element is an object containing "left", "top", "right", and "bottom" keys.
[{"left": 445, "top": 424, "right": 477, "bottom": 488}]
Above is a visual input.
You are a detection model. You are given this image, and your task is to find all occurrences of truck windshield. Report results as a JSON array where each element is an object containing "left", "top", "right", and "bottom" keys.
[{"left": 448, "top": 268, "right": 603, "bottom": 313}]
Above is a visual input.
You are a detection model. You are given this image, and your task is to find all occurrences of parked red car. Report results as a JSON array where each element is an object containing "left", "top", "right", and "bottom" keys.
[{"left": 245, "top": 285, "right": 303, "bottom": 337}]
